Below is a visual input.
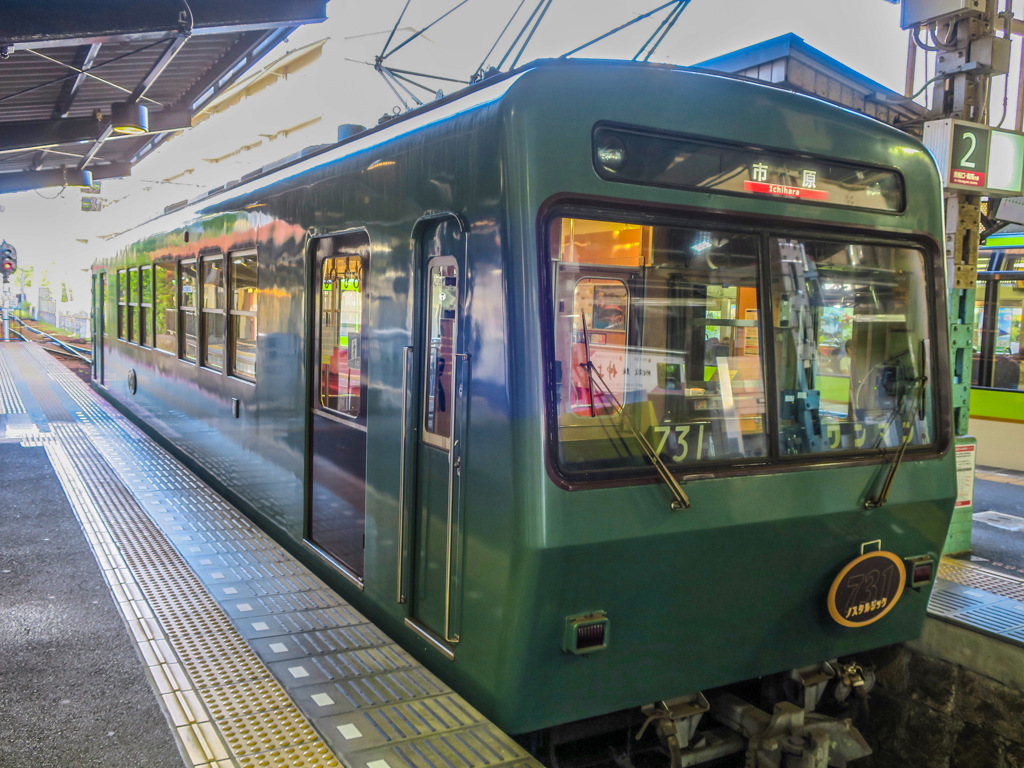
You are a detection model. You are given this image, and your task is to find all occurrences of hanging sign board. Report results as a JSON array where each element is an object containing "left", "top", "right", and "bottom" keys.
[{"left": 924, "top": 119, "right": 1024, "bottom": 196}]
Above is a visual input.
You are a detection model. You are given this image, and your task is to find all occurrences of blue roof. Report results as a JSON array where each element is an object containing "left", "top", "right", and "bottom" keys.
[{"left": 696, "top": 33, "right": 903, "bottom": 101}]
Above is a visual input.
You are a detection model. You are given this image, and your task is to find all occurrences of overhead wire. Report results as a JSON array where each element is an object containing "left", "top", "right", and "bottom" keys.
[
  {"left": 508, "top": 0, "right": 555, "bottom": 71},
  {"left": 473, "top": 0, "right": 527, "bottom": 80},
  {"left": 370, "top": 1, "right": 697, "bottom": 112},
  {"left": 374, "top": 0, "right": 477, "bottom": 109},
  {"left": 634, "top": 0, "right": 690, "bottom": 62},
  {"left": 382, "top": 0, "right": 475, "bottom": 61},
  {"left": 560, "top": 1, "right": 683, "bottom": 59},
  {"left": 380, "top": 0, "right": 412, "bottom": 60},
  {"left": 494, "top": 0, "right": 548, "bottom": 72}
]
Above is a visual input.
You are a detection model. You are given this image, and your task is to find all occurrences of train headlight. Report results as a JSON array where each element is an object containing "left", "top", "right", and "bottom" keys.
[
  {"left": 596, "top": 136, "right": 627, "bottom": 173},
  {"left": 563, "top": 611, "right": 609, "bottom": 655}
]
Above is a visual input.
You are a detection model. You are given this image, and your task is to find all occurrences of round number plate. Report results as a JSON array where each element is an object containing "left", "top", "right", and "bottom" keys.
[{"left": 827, "top": 551, "right": 906, "bottom": 628}]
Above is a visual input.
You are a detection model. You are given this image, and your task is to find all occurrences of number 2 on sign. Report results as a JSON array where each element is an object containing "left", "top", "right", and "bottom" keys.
[
  {"left": 653, "top": 424, "right": 705, "bottom": 462},
  {"left": 960, "top": 131, "right": 978, "bottom": 168}
]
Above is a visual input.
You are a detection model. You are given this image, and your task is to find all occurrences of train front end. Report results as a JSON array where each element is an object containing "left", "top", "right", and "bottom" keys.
[{"left": 493, "top": 61, "right": 955, "bottom": 756}]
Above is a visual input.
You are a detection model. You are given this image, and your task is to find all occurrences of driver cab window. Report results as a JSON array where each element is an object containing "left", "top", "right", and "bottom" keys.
[
  {"left": 769, "top": 238, "right": 933, "bottom": 455},
  {"left": 551, "top": 217, "right": 768, "bottom": 474}
]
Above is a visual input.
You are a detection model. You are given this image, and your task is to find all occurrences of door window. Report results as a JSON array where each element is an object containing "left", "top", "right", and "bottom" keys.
[
  {"left": 318, "top": 246, "right": 365, "bottom": 417},
  {"left": 423, "top": 261, "right": 458, "bottom": 448}
]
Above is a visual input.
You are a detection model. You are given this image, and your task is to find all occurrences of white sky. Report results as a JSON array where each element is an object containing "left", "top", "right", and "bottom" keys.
[{"left": 0, "top": 0, "right": 957, "bottom": 309}]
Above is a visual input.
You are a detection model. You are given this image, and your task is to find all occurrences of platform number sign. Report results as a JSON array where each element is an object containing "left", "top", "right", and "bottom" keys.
[
  {"left": 827, "top": 550, "right": 906, "bottom": 628},
  {"left": 924, "top": 118, "right": 1024, "bottom": 196},
  {"left": 950, "top": 124, "right": 990, "bottom": 189}
]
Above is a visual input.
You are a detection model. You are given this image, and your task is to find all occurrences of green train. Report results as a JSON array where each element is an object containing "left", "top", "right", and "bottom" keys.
[
  {"left": 970, "top": 236, "right": 1024, "bottom": 471},
  {"left": 92, "top": 59, "right": 955, "bottom": 762}
]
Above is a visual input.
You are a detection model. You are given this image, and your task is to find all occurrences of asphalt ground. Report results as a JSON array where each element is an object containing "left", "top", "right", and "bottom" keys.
[
  {"left": 970, "top": 473, "right": 1024, "bottom": 580},
  {"left": 0, "top": 441, "right": 184, "bottom": 768}
]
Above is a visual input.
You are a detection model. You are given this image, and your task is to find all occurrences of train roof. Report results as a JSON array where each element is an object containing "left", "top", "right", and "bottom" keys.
[
  {"left": 109, "top": 56, "right": 934, "bottom": 249},
  {"left": 170, "top": 59, "right": 912, "bottom": 204}
]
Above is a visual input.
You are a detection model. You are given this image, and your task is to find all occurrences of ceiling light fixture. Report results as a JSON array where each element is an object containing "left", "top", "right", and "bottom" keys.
[{"left": 110, "top": 102, "right": 149, "bottom": 135}]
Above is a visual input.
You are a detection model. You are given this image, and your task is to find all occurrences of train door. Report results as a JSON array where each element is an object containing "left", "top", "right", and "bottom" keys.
[
  {"left": 92, "top": 272, "right": 105, "bottom": 384},
  {"left": 308, "top": 231, "right": 370, "bottom": 581},
  {"left": 409, "top": 216, "right": 468, "bottom": 649}
]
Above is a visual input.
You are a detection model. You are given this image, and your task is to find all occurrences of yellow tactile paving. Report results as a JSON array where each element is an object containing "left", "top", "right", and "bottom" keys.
[
  {"left": 7, "top": 341, "right": 539, "bottom": 768},
  {"left": 976, "top": 468, "right": 1024, "bottom": 485}
]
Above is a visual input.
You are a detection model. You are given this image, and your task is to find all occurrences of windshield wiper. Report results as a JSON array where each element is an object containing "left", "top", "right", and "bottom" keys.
[
  {"left": 865, "top": 375, "right": 927, "bottom": 509},
  {"left": 580, "top": 360, "right": 691, "bottom": 510},
  {"left": 579, "top": 309, "right": 597, "bottom": 417}
]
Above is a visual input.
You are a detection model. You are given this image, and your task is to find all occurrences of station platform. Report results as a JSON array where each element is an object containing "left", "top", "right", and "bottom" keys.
[
  {"left": 0, "top": 342, "right": 537, "bottom": 768},
  {"left": 4, "top": 341, "right": 1024, "bottom": 768}
]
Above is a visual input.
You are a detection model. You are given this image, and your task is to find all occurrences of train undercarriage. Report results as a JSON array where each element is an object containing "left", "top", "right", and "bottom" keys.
[{"left": 526, "top": 659, "right": 875, "bottom": 768}]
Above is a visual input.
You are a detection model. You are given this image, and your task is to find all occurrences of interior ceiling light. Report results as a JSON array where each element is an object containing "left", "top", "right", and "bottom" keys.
[{"left": 110, "top": 102, "right": 149, "bottom": 135}]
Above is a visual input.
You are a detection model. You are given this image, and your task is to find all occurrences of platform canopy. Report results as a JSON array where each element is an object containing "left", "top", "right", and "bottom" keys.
[
  {"left": 0, "top": 0, "right": 328, "bottom": 194},
  {"left": 698, "top": 33, "right": 926, "bottom": 133}
]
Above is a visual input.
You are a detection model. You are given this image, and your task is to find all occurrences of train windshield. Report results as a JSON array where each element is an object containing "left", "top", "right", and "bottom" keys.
[{"left": 547, "top": 216, "right": 935, "bottom": 476}]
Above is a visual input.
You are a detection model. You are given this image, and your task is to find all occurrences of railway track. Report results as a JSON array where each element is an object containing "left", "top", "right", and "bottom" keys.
[{"left": 7, "top": 316, "right": 92, "bottom": 379}]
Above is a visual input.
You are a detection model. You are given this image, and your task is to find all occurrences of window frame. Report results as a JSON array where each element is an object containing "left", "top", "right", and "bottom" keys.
[
  {"left": 973, "top": 250, "right": 1024, "bottom": 391},
  {"left": 227, "top": 249, "right": 258, "bottom": 382},
  {"left": 139, "top": 264, "right": 153, "bottom": 348},
  {"left": 539, "top": 203, "right": 949, "bottom": 490},
  {"left": 314, "top": 231, "right": 370, "bottom": 423},
  {"left": 116, "top": 269, "right": 127, "bottom": 341},
  {"left": 153, "top": 258, "right": 177, "bottom": 355},
  {"left": 178, "top": 258, "right": 198, "bottom": 363},
  {"left": 199, "top": 252, "right": 226, "bottom": 372},
  {"left": 421, "top": 257, "right": 459, "bottom": 449},
  {"left": 127, "top": 267, "right": 141, "bottom": 344},
  {"left": 101, "top": 271, "right": 109, "bottom": 338}
]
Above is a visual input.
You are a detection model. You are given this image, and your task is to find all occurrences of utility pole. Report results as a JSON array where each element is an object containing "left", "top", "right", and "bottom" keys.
[{"left": 905, "top": 0, "right": 1018, "bottom": 553}]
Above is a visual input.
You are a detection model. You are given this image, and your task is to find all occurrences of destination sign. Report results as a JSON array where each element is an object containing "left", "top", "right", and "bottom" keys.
[
  {"left": 593, "top": 124, "right": 905, "bottom": 212},
  {"left": 743, "top": 180, "right": 830, "bottom": 201}
]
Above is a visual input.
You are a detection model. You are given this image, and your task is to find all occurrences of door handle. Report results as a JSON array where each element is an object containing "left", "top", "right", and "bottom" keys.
[{"left": 397, "top": 345, "right": 414, "bottom": 604}]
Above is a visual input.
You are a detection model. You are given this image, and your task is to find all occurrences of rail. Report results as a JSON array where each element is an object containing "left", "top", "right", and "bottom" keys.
[{"left": 12, "top": 316, "right": 92, "bottom": 364}]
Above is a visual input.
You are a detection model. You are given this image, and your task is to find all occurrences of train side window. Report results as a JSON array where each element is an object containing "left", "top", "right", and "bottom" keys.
[
  {"left": 229, "top": 251, "right": 258, "bottom": 382},
  {"left": 140, "top": 265, "right": 153, "bottom": 348},
  {"left": 116, "top": 269, "right": 127, "bottom": 340},
  {"left": 318, "top": 246, "right": 365, "bottom": 416},
  {"left": 179, "top": 260, "right": 198, "bottom": 362},
  {"left": 974, "top": 256, "right": 1024, "bottom": 389},
  {"left": 990, "top": 276, "right": 1024, "bottom": 389},
  {"left": 201, "top": 255, "right": 225, "bottom": 371},
  {"left": 154, "top": 260, "right": 176, "bottom": 354},
  {"left": 101, "top": 272, "right": 109, "bottom": 338},
  {"left": 128, "top": 268, "right": 139, "bottom": 344}
]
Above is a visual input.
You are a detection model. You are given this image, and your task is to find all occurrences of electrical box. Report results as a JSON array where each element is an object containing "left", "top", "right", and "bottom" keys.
[{"left": 901, "top": 0, "right": 984, "bottom": 29}]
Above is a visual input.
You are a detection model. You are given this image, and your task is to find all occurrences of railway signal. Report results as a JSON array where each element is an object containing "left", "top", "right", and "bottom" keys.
[
  {"left": 0, "top": 240, "right": 16, "bottom": 279},
  {"left": 0, "top": 240, "right": 13, "bottom": 342}
]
